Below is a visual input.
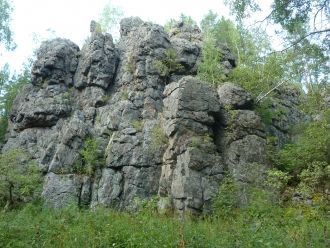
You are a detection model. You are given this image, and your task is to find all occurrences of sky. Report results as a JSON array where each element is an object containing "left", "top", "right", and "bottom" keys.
[
  {"left": 1, "top": 0, "right": 274, "bottom": 73},
  {"left": 1, "top": 0, "right": 232, "bottom": 72}
]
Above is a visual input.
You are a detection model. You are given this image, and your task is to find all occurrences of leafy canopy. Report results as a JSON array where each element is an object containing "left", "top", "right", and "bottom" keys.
[
  {"left": 98, "top": 1, "right": 123, "bottom": 36},
  {"left": 0, "top": 0, "right": 14, "bottom": 50}
]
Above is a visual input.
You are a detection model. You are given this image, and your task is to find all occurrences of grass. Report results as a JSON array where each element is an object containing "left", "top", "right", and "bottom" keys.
[{"left": 0, "top": 202, "right": 328, "bottom": 247}]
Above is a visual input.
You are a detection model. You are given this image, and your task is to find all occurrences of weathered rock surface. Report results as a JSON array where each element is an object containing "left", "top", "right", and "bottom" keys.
[
  {"left": 266, "top": 86, "right": 306, "bottom": 147},
  {"left": 2, "top": 18, "right": 301, "bottom": 213},
  {"left": 74, "top": 28, "right": 118, "bottom": 89},
  {"left": 216, "top": 83, "right": 268, "bottom": 204},
  {"left": 218, "top": 82, "right": 253, "bottom": 109},
  {"left": 31, "top": 38, "right": 79, "bottom": 86},
  {"left": 159, "top": 76, "right": 223, "bottom": 213}
]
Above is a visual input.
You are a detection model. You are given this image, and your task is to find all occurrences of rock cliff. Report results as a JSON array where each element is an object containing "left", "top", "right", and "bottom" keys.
[{"left": 2, "top": 18, "right": 302, "bottom": 214}]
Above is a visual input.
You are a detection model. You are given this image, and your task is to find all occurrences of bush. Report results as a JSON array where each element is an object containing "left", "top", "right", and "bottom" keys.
[
  {"left": 77, "top": 138, "right": 104, "bottom": 176},
  {"left": 276, "top": 117, "right": 330, "bottom": 175},
  {"left": 212, "top": 177, "right": 240, "bottom": 218},
  {"left": 155, "top": 48, "right": 183, "bottom": 77},
  {"left": 0, "top": 149, "right": 41, "bottom": 209},
  {"left": 297, "top": 161, "right": 329, "bottom": 197}
]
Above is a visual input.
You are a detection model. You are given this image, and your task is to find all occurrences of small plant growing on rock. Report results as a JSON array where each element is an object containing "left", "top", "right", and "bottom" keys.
[
  {"left": 189, "top": 134, "right": 213, "bottom": 148},
  {"left": 132, "top": 119, "right": 144, "bottom": 131},
  {"left": 151, "top": 123, "right": 167, "bottom": 148},
  {"left": 155, "top": 48, "right": 183, "bottom": 77},
  {"left": 121, "top": 90, "right": 129, "bottom": 101},
  {"left": 79, "top": 138, "right": 103, "bottom": 176}
]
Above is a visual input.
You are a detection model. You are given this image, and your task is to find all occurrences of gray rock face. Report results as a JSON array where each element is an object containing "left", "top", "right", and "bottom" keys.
[
  {"left": 216, "top": 84, "right": 268, "bottom": 204},
  {"left": 31, "top": 38, "right": 79, "bottom": 86},
  {"left": 169, "top": 22, "right": 202, "bottom": 76},
  {"left": 218, "top": 83, "right": 253, "bottom": 109},
  {"left": 2, "top": 18, "right": 287, "bottom": 214},
  {"left": 266, "top": 86, "right": 306, "bottom": 147},
  {"left": 74, "top": 28, "right": 118, "bottom": 89},
  {"left": 160, "top": 76, "right": 223, "bottom": 213}
]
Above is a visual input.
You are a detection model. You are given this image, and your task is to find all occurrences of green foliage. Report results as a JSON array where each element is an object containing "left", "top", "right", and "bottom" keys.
[
  {"left": 132, "top": 120, "right": 143, "bottom": 132},
  {"left": 266, "top": 168, "right": 292, "bottom": 192},
  {"left": 78, "top": 138, "right": 103, "bottom": 176},
  {"left": 229, "top": 52, "right": 287, "bottom": 96},
  {"left": 200, "top": 9, "right": 328, "bottom": 99},
  {"left": 276, "top": 117, "right": 330, "bottom": 175},
  {"left": 133, "top": 196, "right": 159, "bottom": 216},
  {"left": 255, "top": 99, "right": 274, "bottom": 125},
  {"left": 0, "top": 149, "right": 41, "bottom": 209},
  {"left": 271, "top": 0, "right": 322, "bottom": 34},
  {"left": 124, "top": 52, "right": 137, "bottom": 75},
  {"left": 212, "top": 177, "right": 240, "bottom": 218},
  {"left": 151, "top": 123, "right": 167, "bottom": 148},
  {"left": 98, "top": 1, "right": 123, "bottom": 35},
  {"left": 297, "top": 161, "right": 329, "bottom": 197},
  {"left": 225, "top": 0, "right": 329, "bottom": 36},
  {"left": 0, "top": 202, "right": 328, "bottom": 247},
  {"left": 197, "top": 34, "right": 225, "bottom": 86},
  {"left": 164, "top": 13, "right": 196, "bottom": 32},
  {"left": 155, "top": 48, "right": 183, "bottom": 77},
  {"left": 189, "top": 134, "right": 213, "bottom": 149},
  {"left": 224, "top": 0, "right": 260, "bottom": 21},
  {"left": 302, "top": 83, "right": 330, "bottom": 114},
  {"left": 0, "top": 65, "right": 30, "bottom": 143},
  {"left": 0, "top": 0, "right": 15, "bottom": 50}
]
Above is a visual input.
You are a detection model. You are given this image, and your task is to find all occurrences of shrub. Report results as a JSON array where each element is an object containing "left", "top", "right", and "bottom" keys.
[
  {"left": 155, "top": 48, "right": 183, "bottom": 77},
  {"left": 276, "top": 117, "right": 329, "bottom": 175},
  {"left": 0, "top": 149, "right": 41, "bottom": 209},
  {"left": 212, "top": 177, "right": 240, "bottom": 218},
  {"left": 297, "top": 161, "right": 329, "bottom": 197},
  {"left": 78, "top": 138, "right": 103, "bottom": 176}
]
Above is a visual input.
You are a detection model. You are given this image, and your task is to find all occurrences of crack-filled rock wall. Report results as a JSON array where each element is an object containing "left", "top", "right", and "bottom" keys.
[{"left": 2, "top": 18, "right": 302, "bottom": 213}]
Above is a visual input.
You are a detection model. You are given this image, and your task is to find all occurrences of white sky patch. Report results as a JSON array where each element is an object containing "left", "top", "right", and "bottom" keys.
[
  {"left": 1, "top": 0, "right": 231, "bottom": 72},
  {"left": 1, "top": 0, "right": 277, "bottom": 73}
]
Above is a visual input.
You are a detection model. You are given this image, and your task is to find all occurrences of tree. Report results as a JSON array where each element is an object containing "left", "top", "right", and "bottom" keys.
[
  {"left": 201, "top": 6, "right": 328, "bottom": 96},
  {"left": 164, "top": 14, "right": 197, "bottom": 32},
  {"left": 0, "top": 0, "right": 14, "bottom": 50},
  {"left": 98, "top": 1, "right": 123, "bottom": 36},
  {"left": 0, "top": 149, "right": 41, "bottom": 210},
  {"left": 225, "top": 0, "right": 330, "bottom": 49},
  {"left": 200, "top": 13, "right": 286, "bottom": 94},
  {"left": 0, "top": 65, "right": 30, "bottom": 142},
  {"left": 197, "top": 33, "right": 225, "bottom": 85}
]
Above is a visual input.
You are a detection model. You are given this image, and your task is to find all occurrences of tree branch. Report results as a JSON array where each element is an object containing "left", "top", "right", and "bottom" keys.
[
  {"left": 269, "top": 28, "right": 330, "bottom": 55},
  {"left": 247, "top": 10, "right": 274, "bottom": 27},
  {"left": 256, "top": 80, "right": 288, "bottom": 103},
  {"left": 314, "top": 0, "right": 329, "bottom": 30}
]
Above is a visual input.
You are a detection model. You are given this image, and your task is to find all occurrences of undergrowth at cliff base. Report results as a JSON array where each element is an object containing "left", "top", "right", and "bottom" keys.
[{"left": 0, "top": 202, "right": 328, "bottom": 248}]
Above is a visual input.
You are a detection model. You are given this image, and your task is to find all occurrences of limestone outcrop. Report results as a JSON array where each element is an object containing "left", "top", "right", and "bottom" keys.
[{"left": 2, "top": 18, "right": 302, "bottom": 213}]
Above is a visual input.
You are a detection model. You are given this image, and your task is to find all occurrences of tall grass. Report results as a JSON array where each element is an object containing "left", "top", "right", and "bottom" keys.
[{"left": 0, "top": 201, "right": 328, "bottom": 248}]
